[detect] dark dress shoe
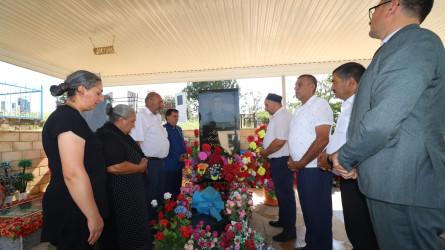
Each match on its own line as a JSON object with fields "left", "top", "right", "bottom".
{"left": 272, "top": 232, "right": 296, "bottom": 242}
{"left": 268, "top": 220, "right": 283, "bottom": 227}
{"left": 294, "top": 247, "right": 306, "bottom": 250}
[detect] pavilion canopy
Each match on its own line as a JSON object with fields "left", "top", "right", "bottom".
{"left": 0, "top": 0, "right": 444, "bottom": 86}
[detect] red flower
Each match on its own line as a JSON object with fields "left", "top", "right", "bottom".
{"left": 234, "top": 222, "right": 243, "bottom": 231}
{"left": 177, "top": 193, "right": 184, "bottom": 200}
{"left": 165, "top": 203, "right": 173, "bottom": 212}
{"left": 187, "top": 147, "right": 193, "bottom": 155}
{"left": 158, "top": 211, "right": 164, "bottom": 220}
{"left": 194, "top": 129, "right": 199, "bottom": 136}
{"left": 160, "top": 219, "right": 168, "bottom": 226}
{"left": 247, "top": 135, "right": 255, "bottom": 143}
{"left": 225, "top": 224, "right": 232, "bottom": 231}
{"left": 180, "top": 226, "right": 191, "bottom": 238}
{"left": 214, "top": 145, "right": 222, "bottom": 154}
{"left": 193, "top": 140, "right": 199, "bottom": 147}
{"left": 176, "top": 213, "right": 186, "bottom": 219}
{"left": 155, "top": 232, "right": 165, "bottom": 241}
{"left": 226, "top": 230, "right": 235, "bottom": 240}
{"left": 245, "top": 238, "right": 256, "bottom": 249}
{"left": 202, "top": 143, "right": 211, "bottom": 152}
{"left": 149, "top": 220, "right": 157, "bottom": 226}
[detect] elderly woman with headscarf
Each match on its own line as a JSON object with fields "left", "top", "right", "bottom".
{"left": 96, "top": 104, "right": 151, "bottom": 249}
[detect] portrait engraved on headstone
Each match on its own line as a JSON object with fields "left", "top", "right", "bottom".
{"left": 199, "top": 89, "right": 240, "bottom": 154}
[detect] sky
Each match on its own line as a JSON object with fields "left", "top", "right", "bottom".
{"left": 0, "top": 61, "right": 329, "bottom": 115}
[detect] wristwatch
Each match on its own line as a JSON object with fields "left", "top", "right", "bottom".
{"left": 326, "top": 156, "right": 334, "bottom": 168}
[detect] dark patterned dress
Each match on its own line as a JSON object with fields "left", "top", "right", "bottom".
{"left": 96, "top": 122, "right": 151, "bottom": 250}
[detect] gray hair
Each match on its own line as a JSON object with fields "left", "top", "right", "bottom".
{"left": 105, "top": 103, "right": 135, "bottom": 122}
{"left": 50, "top": 70, "right": 101, "bottom": 97}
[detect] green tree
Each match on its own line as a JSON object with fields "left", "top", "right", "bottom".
{"left": 240, "top": 90, "right": 263, "bottom": 114}
{"left": 182, "top": 80, "right": 239, "bottom": 118}
{"left": 315, "top": 75, "right": 341, "bottom": 125}
{"left": 160, "top": 95, "right": 176, "bottom": 121}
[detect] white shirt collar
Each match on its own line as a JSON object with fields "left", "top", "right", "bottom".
{"left": 381, "top": 28, "right": 402, "bottom": 46}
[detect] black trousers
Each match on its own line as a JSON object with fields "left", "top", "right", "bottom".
{"left": 340, "top": 177, "right": 379, "bottom": 250}
{"left": 144, "top": 158, "right": 165, "bottom": 222}
{"left": 164, "top": 168, "right": 182, "bottom": 199}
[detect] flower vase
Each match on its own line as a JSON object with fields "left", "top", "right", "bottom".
{"left": 4, "top": 195, "right": 14, "bottom": 205}
{"left": 18, "top": 191, "right": 29, "bottom": 201}
{"left": 263, "top": 187, "right": 278, "bottom": 207}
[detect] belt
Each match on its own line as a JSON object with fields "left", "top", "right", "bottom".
{"left": 148, "top": 157, "right": 164, "bottom": 161}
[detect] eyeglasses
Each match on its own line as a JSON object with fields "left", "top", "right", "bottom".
{"left": 369, "top": 0, "right": 391, "bottom": 20}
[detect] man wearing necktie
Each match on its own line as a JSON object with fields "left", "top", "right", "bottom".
{"left": 164, "top": 109, "right": 188, "bottom": 199}
{"left": 331, "top": 0, "right": 445, "bottom": 249}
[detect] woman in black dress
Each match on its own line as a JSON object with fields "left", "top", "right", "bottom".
{"left": 41, "top": 70, "right": 108, "bottom": 249}
{"left": 96, "top": 104, "right": 151, "bottom": 249}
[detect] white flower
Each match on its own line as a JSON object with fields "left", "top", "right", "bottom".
{"left": 151, "top": 200, "right": 158, "bottom": 207}
{"left": 164, "top": 192, "right": 172, "bottom": 200}
{"left": 242, "top": 158, "right": 248, "bottom": 164}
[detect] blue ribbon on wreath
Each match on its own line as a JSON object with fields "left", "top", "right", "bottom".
{"left": 192, "top": 186, "right": 224, "bottom": 221}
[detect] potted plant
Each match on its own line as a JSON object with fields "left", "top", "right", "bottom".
{"left": 13, "top": 159, "right": 34, "bottom": 201}
{"left": 0, "top": 161, "right": 17, "bottom": 204}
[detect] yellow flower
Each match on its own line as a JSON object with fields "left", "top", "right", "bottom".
{"left": 249, "top": 142, "right": 257, "bottom": 149}
{"left": 258, "top": 130, "right": 266, "bottom": 138}
{"left": 256, "top": 148, "right": 260, "bottom": 154}
{"left": 257, "top": 166, "right": 266, "bottom": 176}
{"left": 241, "top": 165, "right": 247, "bottom": 172}
{"left": 211, "top": 174, "right": 219, "bottom": 180}
{"left": 228, "top": 159, "right": 233, "bottom": 164}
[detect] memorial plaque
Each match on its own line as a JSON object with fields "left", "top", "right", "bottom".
{"left": 199, "top": 89, "right": 240, "bottom": 154}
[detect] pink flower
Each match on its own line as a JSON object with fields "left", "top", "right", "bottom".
{"left": 198, "top": 152, "right": 208, "bottom": 161}
{"left": 194, "top": 233, "right": 199, "bottom": 240}
{"left": 199, "top": 240, "right": 206, "bottom": 247}
{"left": 240, "top": 210, "right": 246, "bottom": 218}
{"left": 201, "top": 230, "right": 206, "bottom": 236}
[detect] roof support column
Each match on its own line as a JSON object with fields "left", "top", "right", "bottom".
{"left": 281, "top": 75, "right": 286, "bottom": 107}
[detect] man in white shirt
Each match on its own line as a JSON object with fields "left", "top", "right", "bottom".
{"left": 259, "top": 93, "right": 295, "bottom": 242}
{"left": 287, "top": 74, "right": 333, "bottom": 250}
{"left": 318, "top": 62, "right": 378, "bottom": 250}
{"left": 131, "top": 92, "right": 170, "bottom": 221}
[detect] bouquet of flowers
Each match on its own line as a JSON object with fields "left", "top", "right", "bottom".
{"left": 220, "top": 221, "right": 274, "bottom": 250}
{"left": 244, "top": 126, "right": 277, "bottom": 198}
{"left": 152, "top": 192, "right": 193, "bottom": 249}
{"left": 224, "top": 183, "right": 255, "bottom": 222}
{"left": 184, "top": 222, "right": 220, "bottom": 250}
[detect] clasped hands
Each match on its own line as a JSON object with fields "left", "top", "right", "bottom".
{"left": 287, "top": 156, "right": 305, "bottom": 172}
{"left": 329, "top": 152, "right": 357, "bottom": 179}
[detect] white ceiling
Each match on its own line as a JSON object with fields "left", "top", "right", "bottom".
{"left": 0, "top": 0, "right": 444, "bottom": 86}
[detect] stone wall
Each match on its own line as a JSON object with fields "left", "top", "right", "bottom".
{"left": 0, "top": 128, "right": 259, "bottom": 196}
{"left": 0, "top": 131, "right": 49, "bottom": 195}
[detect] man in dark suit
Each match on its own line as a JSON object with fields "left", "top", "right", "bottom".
{"left": 331, "top": 0, "right": 445, "bottom": 249}
{"left": 164, "top": 109, "right": 188, "bottom": 199}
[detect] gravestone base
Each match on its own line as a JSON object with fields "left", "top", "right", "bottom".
{"left": 0, "top": 230, "right": 41, "bottom": 250}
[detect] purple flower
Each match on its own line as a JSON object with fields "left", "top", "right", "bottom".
{"left": 194, "top": 233, "right": 199, "bottom": 240}
{"left": 212, "top": 231, "right": 218, "bottom": 237}
{"left": 201, "top": 230, "right": 206, "bottom": 236}
{"left": 199, "top": 241, "right": 206, "bottom": 247}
